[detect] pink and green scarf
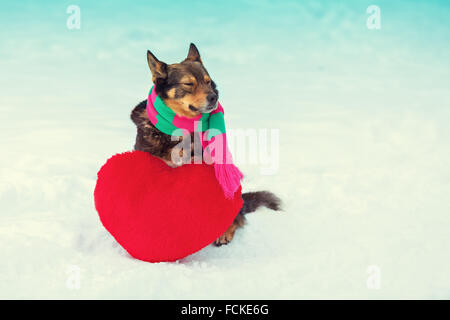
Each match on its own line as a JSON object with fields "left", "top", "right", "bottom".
{"left": 146, "top": 86, "right": 243, "bottom": 199}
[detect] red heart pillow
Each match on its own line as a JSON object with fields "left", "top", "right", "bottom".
{"left": 94, "top": 151, "right": 243, "bottom": 262}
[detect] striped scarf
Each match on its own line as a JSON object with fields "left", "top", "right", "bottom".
{"left": 146, "top": 86, "right": 243, "bottom": 199}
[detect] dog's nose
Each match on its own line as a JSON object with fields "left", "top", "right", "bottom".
{"left": 206, "top": 93, "right": 218, "bottom": 106}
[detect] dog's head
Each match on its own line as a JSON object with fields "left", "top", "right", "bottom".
{"left": 147, "top": 43, "right": 219, "bottom": 118}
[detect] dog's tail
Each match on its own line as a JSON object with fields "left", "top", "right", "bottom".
{"left": 239, "top": 191, "right": 281, "bottom": 215}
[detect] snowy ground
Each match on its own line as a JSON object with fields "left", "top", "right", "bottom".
{"left": 1, "top": 0, "right": 449, "bottom": 299}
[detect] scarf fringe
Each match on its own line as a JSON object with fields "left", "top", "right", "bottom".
{"left": 214, "top": 163, "right": 244, "bottom": 199}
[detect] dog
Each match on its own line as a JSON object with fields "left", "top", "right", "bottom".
{"left": 130, "top": 43, "right": 280, "bottom": 246}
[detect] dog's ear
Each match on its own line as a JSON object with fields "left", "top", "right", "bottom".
{"left": 185, "top": 43, "right": 202, "bottom": 63}
{"left": 147, "top": 50, "right": 167, "bottom": 82}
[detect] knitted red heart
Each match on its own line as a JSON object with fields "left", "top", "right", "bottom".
{"left": 94, "top": 151, "right": 242, "bottom": 262}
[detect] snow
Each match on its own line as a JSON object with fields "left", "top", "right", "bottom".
{"left": 1, "top": 0, "right": 449, "bottom": 299}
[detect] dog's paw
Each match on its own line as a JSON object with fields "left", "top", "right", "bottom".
{"left": 213, "top": 225, "right": 237, "bottom": 247}
{"left": 161, "top": 157, "right": 183, "bottom": 168}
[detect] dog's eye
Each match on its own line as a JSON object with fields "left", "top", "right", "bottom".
{"left": 182, "top": 83, "right": 194, "bottom": 86}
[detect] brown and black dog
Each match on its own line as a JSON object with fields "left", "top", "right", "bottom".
{"left": 130, "top": 43, "right": 280, "bottom": 246}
